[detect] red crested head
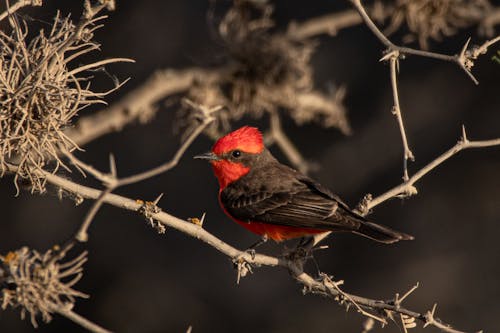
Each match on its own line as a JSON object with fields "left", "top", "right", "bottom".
{"left": 212, "top": 126, "right": 263, "bottom": 155}
{"left": 196, "top": 126, "right": 263, "bottom": 189}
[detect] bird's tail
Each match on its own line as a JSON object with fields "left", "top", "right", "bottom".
{"left": 354, "top": 221, "right": 414, "bottom": 244}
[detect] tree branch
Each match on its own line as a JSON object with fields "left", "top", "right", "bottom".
{"left": 64, "top": 68, "right": 216, "bottom": 147}
{"left": 4, "top": 165, "right": 467, "bottom": 332}
{"left": 348, "top": 0, "right": 500, "bottom": 85}
{"left": 0, "top": 0, "right": 42, "bottom": 22}
{"left": 286, "top": 3, "right": 391, "bottom": 40}
{"left": 7, "top": 128, "right": 500, "bottom": 332}
{"left": 287, "top": 9, "right": 363, "bottom": 40}
{"left": 115, "top": 102, "right": 219, "bottom": 187}
{"left": 54, "top": 307, "right": 112, "bottom": 333}
{"left": 268, "top": 110, "right": 312, "bottom": 174}
{"left": 366, "top": 128, "right": 500, "bottom": 210}
{"left": 313, "top": 128, "right": 500, "bottom": 248}
{"left": 385, "top": 51, "right": 414, "bottom": 181}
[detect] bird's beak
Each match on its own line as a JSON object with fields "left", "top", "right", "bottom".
{"left": 194, "top": 152, "right": 220, "bottom": 161}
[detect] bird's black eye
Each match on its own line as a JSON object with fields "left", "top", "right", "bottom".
{"left": 231, "top": 150, "right": 242, "bottom": 158}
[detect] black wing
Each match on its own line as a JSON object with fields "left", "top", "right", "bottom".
{"left": 221, "top": 167, "right": 361, "bottom": 231}
{"left": 221, "top": 163, "right": 413, "bottom": 243}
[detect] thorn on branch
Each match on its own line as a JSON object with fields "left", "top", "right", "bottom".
{"left": 233, "top": 256, "right": 254, "bottom": 284}
{"left": 458, "top": 36, "right": 500, "bottom": 86}
{"left": 461, "top": 125, "right": 469, "bottom": 144}
{"left": 188, "top": 212, "right": 206, "bottom": 227}
{"left": 136, "top": 197, "right": 165, "bottom": 234}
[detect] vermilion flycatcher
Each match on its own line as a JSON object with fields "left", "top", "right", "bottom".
{"left": 195, "top": 126, "right": 413, "bottom": 243}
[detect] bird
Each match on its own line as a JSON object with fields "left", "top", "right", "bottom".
{"left": 194, "top": 126, "right": 413, "bottom": 244}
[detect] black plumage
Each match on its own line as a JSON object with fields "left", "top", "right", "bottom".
{"left": 220, "top": 149, "right": 413, "bottom": 243}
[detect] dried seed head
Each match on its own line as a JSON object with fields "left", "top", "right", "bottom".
{"left": 0, "top": 5, "right": 129, "bottom": 193}
{"left": 385, "top": 0, "right": 492, "bottom": 49}
{"left": 178, "top": 0, "right": 349, "bottom": 139}
{"left": 0, "top": 247, "right": 88, "bottom": 328}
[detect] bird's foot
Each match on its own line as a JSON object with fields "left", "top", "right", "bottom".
{"left": 232, "top": 237, "right": 268, "bottom": 284}
{"left": 284, "top": 236, "right": 314, "bottom": 260}
{"left": 241, "top": 234, "right": 269, "bottom": 260}
{"left": 244, "top": 248, "right": 256, "bottom": 260}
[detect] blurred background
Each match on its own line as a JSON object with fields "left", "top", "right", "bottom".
{"left": 0, "top": 0, "right": 499, "bottom": 332}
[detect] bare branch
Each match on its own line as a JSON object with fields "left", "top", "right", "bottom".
{"left": 64, "top": 68, "right": 216, "bottom": 146}
{"left": 348, "top": 0, "right": 500, "bottom": 85}
{"left": 7, "top": 128, "right": 499, "bottom": 333}
{"left": 367, "top": 129, "right": 500, "bottom": 210}
{"left": 54, "top": 307, "right": 112, "bottom": 333}
{"left": 116, "top": 101, "right": 219, "bottom": 187}
{"left": 75, "top": 186, "right": 115, "bottom": 242}
{"left": 384, "top": 51, "right": 414, "bottom": 181}
{"left": 286, "top": 3, "right": 392, "bottom": 40}
{"left": 312, "top": 129, "right": 500, "bottom": 246}
{"left": 59, "top": 102, "right": 218, "bottom": 243}
{"left": 268, "top": 110, "right": 311, "bottom": 174}
{"left": 287, "top": 9, "right": 362, "bottom": 40}
{"left": 479, "top": 7, "right": 500, "bottom": 36}
{"left": 0, "top": 0, "right": 42, "bottom": 22}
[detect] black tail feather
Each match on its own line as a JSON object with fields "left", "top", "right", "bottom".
{"left": 355, "top": 221, "right": 414, "bottom": 244}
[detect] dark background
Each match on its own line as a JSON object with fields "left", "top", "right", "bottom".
{"left": 1, "top": 1, "right": 499, "bottom": 332}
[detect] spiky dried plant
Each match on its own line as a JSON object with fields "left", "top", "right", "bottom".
{"left": 385, "top": 0, "right": 492, "bottom": 49}
{"left": 0, "top": 247, "right": 88, "bottom": 327}
{"left": 179, "top": 0, "right": 350, "bottom": 139}
{"left": 0, "top": 0, "right": 132, "bottom": 193}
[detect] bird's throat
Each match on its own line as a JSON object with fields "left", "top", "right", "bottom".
{"left": 211, "top": 160, "right": 250, "bottom": 189}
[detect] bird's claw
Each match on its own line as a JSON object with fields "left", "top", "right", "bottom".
{"left": 245, "top": 248, "right": 256, "bottom": 260}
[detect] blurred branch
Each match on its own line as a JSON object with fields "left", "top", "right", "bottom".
{"left": 8, "top": 127, "right": 500, "bottom": 332}
{"left": 268, "top": 110, "right": 311, "bottom": 174}
{"left": 63, "top": 65, "right": 348, "bottom": 176}
{"left": 0, "top": 0, "right": 42, "bottom": 22}
{"left": 287, "top": 9, "right": 362, "bottom": 40}
{"left": 64, "top": 68, "right": 216, "bottom": 146}
{"left": 53, "top": 307, "right": 112, "bottom": 333}
{"left": 286, "top": 3, "right": 390, "bottom": 40}
{"left": 479, "top": 7, "right": 500, "bottom": 36}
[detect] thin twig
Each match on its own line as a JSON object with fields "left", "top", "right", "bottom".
{"left": 54, "top": 306, "right": 113, "bottom": 333}
{"left": 385, "top": 51, "right": 414, "bottom": 181}
{"left": 75, "top": 185, "right": 115, "bottom": 242}
{"left": 269, "top": 110, "right": 311, "bottom": 174}
{"left": 367, "top": 128, "right": 500, "bottom": 210}
{"left": 348, "top": 0, "right": 492, "bottom": 85}
{"left": 61, "top": 103, "right": 217, "bottom": 241}
{"left": 60, "top": 147, "right": 116, "bottom": 185}
{"left": 312, "top": 129, "right": 500, "bottom": 246}
{"left": 116, "top": 103, "right": 219, "bottom": 186}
